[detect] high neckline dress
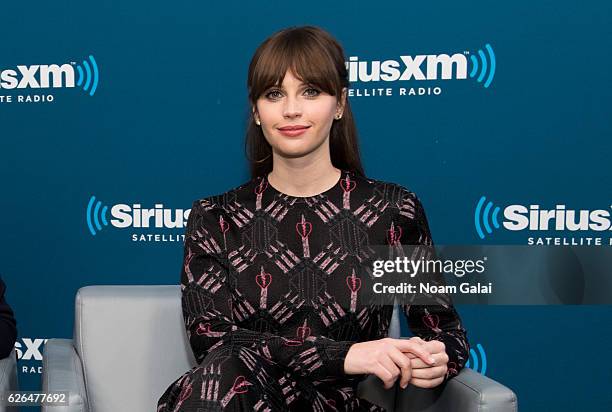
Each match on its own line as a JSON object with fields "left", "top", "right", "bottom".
{"left": 157, "top": 169, "right": 469, "bottom": 411}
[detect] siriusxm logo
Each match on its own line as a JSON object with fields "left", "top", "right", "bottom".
{"left": 0, "top": 54, "right": 99, "bottom": 96}
{"left": 86, "top": 195, "right": 190, "bottom": 236}
{"left": 346, "top": 43, "right": 495, "bottom": 88}
{"left": 15, "top": 338, "right": 47, "bottom": 361}
{"left": 465, "top": 343, "right": 487, "bottom": 375}
{"left": 15, "top": 338, "right": 48, "bottom": 374}
{"left": 474, "top": 195, "right": 612, "bottom": 239}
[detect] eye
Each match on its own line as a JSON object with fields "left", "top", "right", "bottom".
{"left": 304, "top": 87, "right": 321, "bottom": 97}
{"left": 264, "top": 89, "right": 283, "bottom": 100}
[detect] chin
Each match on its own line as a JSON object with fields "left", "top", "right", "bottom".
{"left": 272, "top": 139, "right": 313, "bottom": 154}
{"left": 274, "top": 148, "right": 313, "bottom": 159}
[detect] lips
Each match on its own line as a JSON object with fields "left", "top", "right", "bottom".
{"left": 277, "top": 125, "right": 310, "bottom": 137}
{"left": 278, "top": 125, "right": 310, "bottom": 131}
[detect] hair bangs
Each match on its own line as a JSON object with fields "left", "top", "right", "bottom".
{"left": 249, "top": 29, "right": 341, "bottom": 102}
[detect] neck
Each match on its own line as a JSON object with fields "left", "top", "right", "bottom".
{"left": 267, "top": 148, "right": 340, "bottom": 197}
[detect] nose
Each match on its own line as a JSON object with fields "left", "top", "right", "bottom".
{"left": 282, "top": 95, "right": 302, "bottom": 118}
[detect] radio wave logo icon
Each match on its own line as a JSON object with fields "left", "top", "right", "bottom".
{"left": 465, "top": 343, "right": 487, "bottom": 375}
{"left": 86, "top": 195, "right": 109, "bottom": 236}
{"left": 75, "top": 55, "right": 99, "bottom": 96}
{"left": 475, "top": 195, "right": 501, "bottom": 239}
{"left": 469, "top": 44, "right": 496, "bottom": 88}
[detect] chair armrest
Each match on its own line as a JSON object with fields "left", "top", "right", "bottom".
{"left": 0, "top": 352, "right": 19, "bottom": 412}
{"left": 0, "top": 352, "right": 18, "bottom": 392}
{"left": 42, "top": 339, "right": 89, "bottom": 412}
{"left": 395, "top": 367, "right": 517, "bottom": 412}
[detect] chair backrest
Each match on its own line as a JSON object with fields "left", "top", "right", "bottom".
{"left": 73, "top": 285, "right": 195, "bottom": 412}
{"left": 73, "top": 285, "right": 402, "bottom": 412}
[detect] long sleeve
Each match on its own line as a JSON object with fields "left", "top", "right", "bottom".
{"left": 395, "top": 189, "right": 470, "bottom": 383}
{"left": 0, "top": 277, "right": 17, "bottom": 359}
{"left": 180, "top": 199, "right": 355, "bottom": 380}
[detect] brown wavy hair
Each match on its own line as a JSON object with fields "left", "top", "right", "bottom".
{"left": 245, "top": 25, "right": 365, "bottom": 179}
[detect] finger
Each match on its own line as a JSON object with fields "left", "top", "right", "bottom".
{"left": 390, "top": 339, "right": 436, "bottom": 365}
{"left": 379, "top": 355, "right": 400, "bottom": 388}
{"left": 410, "top": 352, "right": 448, "bottom": 369}
{"left": 411, "top": 336, "right": 426, "bottom": 344}
{"left": 387, "top": 347, "right": 412, "bottom": 389}
{"left": 391, "top": 339, "right": 435, "bottom": 364}
{"left": 375, "top": 355, "right": 400, "bottom": 390}
{"left": 421, "top": 339, "right": 445, "bottom": 355}
{"left": 411, "top": 365, "right": 447, "bottom": 380}
{"left": 373, "top": 362, "right": 396, "bottom": 390}
{"left": 409, "top": 376, "right": 445, "bottom": 389}
{"left": 403, "top": 337, "right": 425, "bottom": 349}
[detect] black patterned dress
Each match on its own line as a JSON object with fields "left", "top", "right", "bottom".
{"left": 157, "top": 169, "right": 469, "bottom": 411}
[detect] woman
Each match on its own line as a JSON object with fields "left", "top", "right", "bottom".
{"left": 158, "top": 26, "right": 469, "bottom": 411}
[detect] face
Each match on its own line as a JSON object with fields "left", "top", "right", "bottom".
{"left": 253, "top": 70, "right": 346, "bottom": 159}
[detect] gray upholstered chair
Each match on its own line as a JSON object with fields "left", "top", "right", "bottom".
{"left": 42, "top": 286, "right": 517, "bottom": 411}
{"left": 0, "top": 351, "right": 19, "bottom": 412}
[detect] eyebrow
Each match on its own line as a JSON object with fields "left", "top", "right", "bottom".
{"left": 268, "top": 83, "right": 314, "bottom": 90}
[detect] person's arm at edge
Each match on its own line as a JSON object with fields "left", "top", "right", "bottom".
{"left": 0, "top": 277, "right": 17, "bottom": 359}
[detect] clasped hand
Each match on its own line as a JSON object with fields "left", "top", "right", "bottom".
{"left": 344, "top": 337, "right": 448, "bottom": 389}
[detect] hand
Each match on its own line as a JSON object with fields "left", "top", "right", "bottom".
{"left": 344, "top": 338, "right": 436, "bottom": 390}
{"left": 403, "top": 337, "right": 449, "bottom": 389}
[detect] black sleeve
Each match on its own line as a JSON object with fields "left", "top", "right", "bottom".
{"left": 0, "top": 277, "right": 17, "bottom": 359}
{"left": 395, "top": 189, "right": 470, "bottom": 383}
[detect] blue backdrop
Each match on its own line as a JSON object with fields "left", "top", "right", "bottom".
{"left": 2, "top": 1, "right": 611, "bottom": 410}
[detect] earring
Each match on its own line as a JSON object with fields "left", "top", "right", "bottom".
{"left": 335, "top": 114, "right": 342, "bottom": 120}
{"left": 255, "top": 118, "right": 261, "bottom": 126}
